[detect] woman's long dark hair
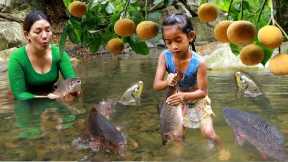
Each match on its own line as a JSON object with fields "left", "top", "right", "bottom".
{"left": 162, "top": 13, "right": 196, "bottom": 51}
{"left": 23, "top": 10, "right": 51, "bottom": 32}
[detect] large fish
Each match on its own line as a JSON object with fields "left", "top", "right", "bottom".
{"left": 160, "top": 73, "right": 184, "bottom": 145}
{"left": 87, "top": 107, "right": 126, "bottom": 156}
{"left": 118, "top": 81, "right": 144, "bottom": 106}
{"left": 223, "top": 108, "right": 288, "bottom": 162}
{"left": 234, "top": 71, "right": 273, "bottom": 112}
{"left": 52, "top": 77, "right": 81, "bottom": 97}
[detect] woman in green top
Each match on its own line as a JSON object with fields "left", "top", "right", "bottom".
{"left": 8, "top": 10, "right": 78, "bottom": 100}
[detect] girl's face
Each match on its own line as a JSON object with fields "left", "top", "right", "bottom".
{"left": 25, "top": 19, "right": 52, "bottom": 51}
{"left": 163, "top": 25, "right": 195, "bottom": 56}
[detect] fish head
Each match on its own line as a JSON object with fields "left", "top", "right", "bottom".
{"left": 131, "top": 81, "right": 144, "bottom": 98}
{"left": 234, "top": 71, "right": 261, "bottom": 96}
{"left": 234, "top": 71, "right": 249, "bottom": 90}
{"left": 116, "top": 143, "right": 126, "bottom": 157}
{"left": 68, "top": 77, "right": 82, "bottom": 91}
{"left": 119, "top": 81, "right": 144, "bottom": 105}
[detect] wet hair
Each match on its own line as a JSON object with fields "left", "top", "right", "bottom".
{"left": 23, "top": 10, "right": 51, "bottom": 32}
{"left": 162, "top": 13, "right": 196, "bottom": 51}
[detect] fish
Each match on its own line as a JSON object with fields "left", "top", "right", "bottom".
{"left": 87, "top": 107, "right": 126, "bottom": 156}
{"left": 160, "top": 73, "right": 184, "bottom": 145}
{"left": 93, "top": 100, "right": 113, "bottom": 119}
{"left": 118, "top": 81, "right": 144, "bottom": 106}
{"left": 234, "top": 71, "right": 273, "bottom": 113}
{"left": 234, "top": 71, "right": 263, "bottom": 98}
{"left": 223, "top": 108, "right": 288, "bottom": 162}
{"left": 52, "top": 77, "right": 81, "bottom": 98}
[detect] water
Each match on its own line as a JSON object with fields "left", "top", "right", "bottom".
{"left": 0, "top": 49, "right": 288, "bottom": 161}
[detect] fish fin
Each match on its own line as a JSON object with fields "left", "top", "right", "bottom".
{"left": 234, "top": 129, "right": 245, "bottom": 146}
{"left": 260, "top": 152, "right": 268, "bottom": 160}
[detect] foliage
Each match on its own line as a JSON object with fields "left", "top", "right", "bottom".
{"left": 212, "top": 0, "right": 273, "bottom": 65}
{"left": 60, "top": 0, "right": 165, "bottom": 55}
{"left": 60, "top": 0, "right": 285, "bottom": 63}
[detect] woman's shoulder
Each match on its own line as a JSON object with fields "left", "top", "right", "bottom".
{"left": 9, "top": 46, "right": 26, "bottom": 61}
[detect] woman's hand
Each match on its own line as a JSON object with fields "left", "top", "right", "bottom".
{"left": 167, "top": 73, "right": 178, "bottom": 87}
{"left": 47, "top": 91, "right": 80, "bottom": 101}
{"left": 166, "top": 92, "right": 185, "bottom": 106}
{"left": 47, "top": 93, "right": 59, "bottom": 99}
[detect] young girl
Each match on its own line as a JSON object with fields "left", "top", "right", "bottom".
{"left": 153, "top": 13, "right": 230, "bottom": 160}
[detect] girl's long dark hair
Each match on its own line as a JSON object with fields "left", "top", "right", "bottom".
{"left": 162, "top": 13, "right": 196, "bottom": 51}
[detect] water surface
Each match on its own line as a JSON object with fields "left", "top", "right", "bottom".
{"left": 0, "top": 49, "right": 288, "bottom": 161}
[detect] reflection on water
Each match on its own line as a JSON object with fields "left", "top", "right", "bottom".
{"left": 0, "top": 49, "right": 288, "bottom": 161}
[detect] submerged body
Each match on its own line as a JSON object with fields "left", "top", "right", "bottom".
{"left": 160, "top": 98, "right": 184, "bottom": 145}
{"left": 87, "top": 107, "right": 126, "bottom": 156}
{"left": 223, "top": 108, "right": 288, "bottom": 162}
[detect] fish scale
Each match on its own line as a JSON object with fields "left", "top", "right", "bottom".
{"left": 224, "top": 108, "right": 288, "bottom": 162}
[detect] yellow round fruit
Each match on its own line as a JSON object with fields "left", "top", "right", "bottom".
{"left": 227, "top": 21, "right": 257, "bottom": 45}
{"left": 114, "top": 18, "right": 136, "bottom": 37}
{"left": 136, "top": 21, "right": 159, "bottom": 40}
{"left": 106, "top": 38, "right": 124, "bottom": 55}
{"left": 240, "top": 44, "right": 264, "bottom": 65}
{"left": 214, "top": 20, "right": 233, "bottom": 42}
{"left": 269, "top": 53, "right": 288, "bottom": 75}
{"left": 258, "top": 25, "right": 283, "bottom": 49}
{"left": 68, "top": 1, "right": 87, "bottom": 18}
{"left": 198, "top": 3, "right": 218, "bottom": 22}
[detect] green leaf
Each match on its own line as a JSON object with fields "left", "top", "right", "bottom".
{"left": 148, "top": 12, "right": 162, "bottom": 22}
{"left": 67, "top": 20, "right": 82, "bottom": 44}
{"left": 153, "top": 0, "right": 162, "bottom": 6}
{"left": 105, "top": 2, "right": 115, "bottom": 14}
{"left": 63, "top": 0, "right": 73, "bottom": 8}
{"left": 88, "top": 34, "right": 102, "bottom": 53}
{"left": 126, "top": 36, "right": 149, "bottom": 55}
{"left": 255, "top": 41, "right": 272, "bottom": 65}
{"left": 229, "top": 43, "right": 241, "bottom": 55}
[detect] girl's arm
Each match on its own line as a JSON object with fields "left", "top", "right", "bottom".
{"left": 153, "top": 53, "right": 169, "bottom": 91}
{"left": 166, "top": 58, "right": 208, "bottom": 105}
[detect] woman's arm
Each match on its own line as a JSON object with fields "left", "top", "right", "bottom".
{"left": 153, "top": 53, "right": 169, "bottom": 91}
{"left": 59, "top": 51, "right": 77, "bottom": 79}
{"left": 8, "top": 57, "right": 35, "bottom": 100}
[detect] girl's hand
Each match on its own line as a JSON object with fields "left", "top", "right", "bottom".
{"left": 166, "top": 92, "right": 185, "bottom": 106}
{"left": 167, "top": 73, "right": 178, "bottom": 87}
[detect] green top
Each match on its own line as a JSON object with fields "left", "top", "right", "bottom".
{"left": 8, "top": 44, "right": 76, "bottom": 100}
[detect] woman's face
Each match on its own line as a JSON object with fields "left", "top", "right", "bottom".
{"left": 25, "top": 19, "right": 52, "bottom": 50}
{"left": 163, "top": 25, "right": 194, "bottom": 56}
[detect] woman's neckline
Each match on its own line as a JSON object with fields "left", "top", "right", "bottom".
{"left": 25, "top": 45, "right": 53, "bottom": 75}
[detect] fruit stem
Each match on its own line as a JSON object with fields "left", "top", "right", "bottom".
{"left": 240, "top": 0, "right": 244, "bottom": 20}
{"left": 227, "top": 0, "right": 234, "bottom": 20}
{"left": 256, "top": 0, "right": 267, "bottom": 28}
{"left": 270, "top": 1, "right": 288, "bottom": 41}
{"left": 123, "top": 0, "right": 131, "bottom": 18}
{"left": 145, "top": 0, "right": 148, "bottom": 19}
